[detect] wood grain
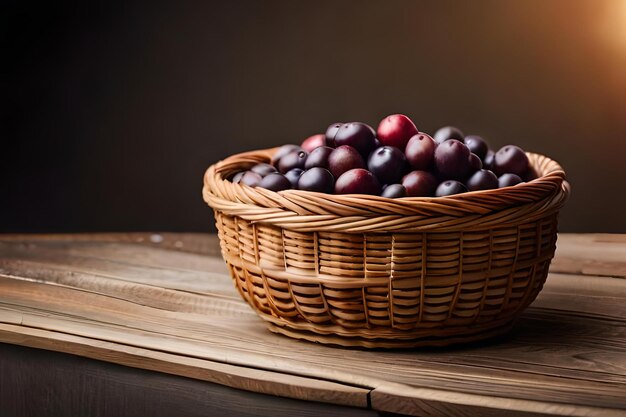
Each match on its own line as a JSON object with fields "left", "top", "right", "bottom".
{"left": 0, "top": 234, "right": 625, "bottom": 417}
{"left": 551, "top": 234, "right": 626, "bottom": 278}
{"left": 0, "top": 324, "right": 369, "bottom": 409}
{"left": 0, "top": 343, "right": 377, "bottom": 417}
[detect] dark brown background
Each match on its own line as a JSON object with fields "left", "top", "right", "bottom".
{"left": 3, "top": 0, "right": 626, "bottom": 233}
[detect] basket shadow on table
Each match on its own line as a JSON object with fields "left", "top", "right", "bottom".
{"left": 319, "top": 307, "right": 593, "bottom": 354}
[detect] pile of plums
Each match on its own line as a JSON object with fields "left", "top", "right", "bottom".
{"left": 229, "top": 115, "right": 536, "bottom": 197}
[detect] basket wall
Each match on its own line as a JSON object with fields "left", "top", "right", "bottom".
{"left": 204, "top": 149, "right": 568, "bottom": 347}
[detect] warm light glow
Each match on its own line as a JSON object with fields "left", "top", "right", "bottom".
{"left": 599, "top": 0, "right": 626, "bottom": 48}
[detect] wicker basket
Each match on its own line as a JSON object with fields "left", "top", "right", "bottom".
{"left": 203, "top": 148, "right": 569, "bottom": 348}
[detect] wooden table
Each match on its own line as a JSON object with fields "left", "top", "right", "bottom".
{"left": 0, "top": 233, "right": 625, "bottom": 417}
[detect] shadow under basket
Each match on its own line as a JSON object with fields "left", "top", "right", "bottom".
{"left": 203, "top": 148, "right": 570, "bottom": 348}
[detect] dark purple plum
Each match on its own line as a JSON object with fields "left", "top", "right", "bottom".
{"left": 335, "top": 169, "right": 381, "bottom": 195}
{"left": 334, "top": 122, "right": 376, "bottom": 156}
{"left": 278, "top": 150, "right": 308, "bottom": 174}
{"left": 468, "top": 153, "right": 483, "bottom": 172}
{"left": 240, "top": 171, "right": 263, "bottom": 187}
{"left": 259, "top": 173, "right": 291, "bottom": 191}
{"left": 328, "top": 145, "right": 365, "bottom": 178}
{"left": 367, "top": 146, "right": 407, "bottom": 184}
{"left": 284, "top": 168, "right": 304, "bottom": 188}
{"left": 433, "top": 126, "right": 464, "bottom": 144}
{"left": 324, "top": 122, "right": 343, "bottom": 146}
{"left": 466, "top": 169, "right": 498, "bottom": 191}
{"left": 405, "top": 133, "right": 437, "bottom": 170}
{"left": 297, "top": 167, "right": 335, "bottom": 193}
{"left": 305, "top": 146, "right": 333, "bottom": 170}
{"left": 272, "top": 144, "right": 302, "bottom": 165}
{"left": 464, "top": 135, "right": 489, "bottom": 160}
{"left": 483, "top": 149, "right": 495, "bottom": 170}
{"left": 231, "top": 171, "right": 244, "bottom": 184}
{"left": 251, "top": 163, "right": 277, "bottom": 177}
{"left": 435, "top": 180, "right": 468, "bottom": 197}
{"left": 434, "top": 139, "right": 471, "bottom": 180}
{"left": 402, "top": 170, "right": 438, "bottom": 197}
{"left": 381, "top": 184, "right": 407, "bottom": 198}
{"left": 373, "top": 137, "right": 381, "bottom": 148}
{"left": 493, "top": 145, "right": 529, "bottom": 177}
{"left": 498, "top": 173, "right": 524, "bottom": 188}
{"left": 524, "top": 167, "right": 539, "bottom": 182}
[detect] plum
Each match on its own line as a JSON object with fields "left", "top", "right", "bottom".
{"left": 259, "top": 173, "right": 291, "bottom": 191}
{"left": 328, "top": 145, "right": 365, "bottom": 178}
{"left": 466, "top": 169, "right": 498, "bottom": 191}
{"left": 435, "top": 180, "right": 468, "bottom": 196}
{"left": 334, "top": 122, "right": 377, "bottom": 156}
{"left": 376, "top": 114, "right": 418, "bottom": 150}
{"left": 493, "top": 145, "right": 529, "bottom": 177}
{"left": 434, "top": 139, "right": 471, "bottom": 180}
{"left": 433, "top": 126, "right": 464, "bottom": 144}
{"left": 367, "top": 146, "right": 407, "bottom": 185}
{"left": 405, "top": 133, "right": 437, "bottom": 171}
{"left": 335, "top": 169, "right": 381, "bottom": 195}
{"left": 298, "top": 167, "right": 335, "bottom": 193}
{"left": 402, "top": 170, "right": 438, "bottom": 197}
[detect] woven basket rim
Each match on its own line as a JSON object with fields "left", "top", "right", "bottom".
{"left": 203, "top": 148, "right": 569, "bottom": 233}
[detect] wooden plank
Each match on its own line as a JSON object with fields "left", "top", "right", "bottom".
{"left": 0, "top": 342, "right": 376, "bottom": 417}
{"left": 552, "top": 234, "right": 626, "bottom": 278}
{"left": 370, "top": 383, "right": 626, "bottom": 417}
{"left": 0, "top": 233, "right": 221, "bottom": 256}
{"left": 0, "top": 324, "right": 370, "bottom": 409}
{"left": 0, "top": 234, "right": 625, "bottom": 416}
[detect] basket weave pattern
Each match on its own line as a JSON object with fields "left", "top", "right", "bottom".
{"left": 203, "top": 148, "right": 569, "bottom": 348}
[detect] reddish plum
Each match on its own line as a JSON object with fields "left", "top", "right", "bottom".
{"left": 402, "top": 170, "right": 438, "bottom": 197}
{"left": 405, "top": 134, "right": 437, "bottom": 170}
{"left": 376, "top": 114, "right": 418, "bottom": 150}
{"left": 335, "top": 169, "right": 381, "bottom": 195}
{"left": 301, "top": 134, "right": 326, "bottom": 152}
